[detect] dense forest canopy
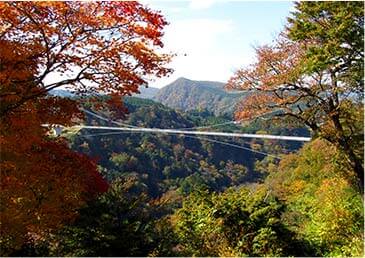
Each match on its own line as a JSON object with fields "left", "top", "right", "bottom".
{"left": 0, "top": 1, "right": 363, "bottom": 257}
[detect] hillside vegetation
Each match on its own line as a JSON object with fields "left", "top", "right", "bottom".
{"left": 72, "top": 97, "right": 305, "bottom": 198}
{"left": 153, "top": 77, "right": 246, "bottom": 116}
{"left": 11, "top": 96, "right": 363, "bottom": 257}
{"left": 1, "top": 1, "right": 363, "bottom": 257}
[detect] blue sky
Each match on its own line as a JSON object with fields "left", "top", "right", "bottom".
{"left": 143, "top": 0, "right": 295, "bottom": 88}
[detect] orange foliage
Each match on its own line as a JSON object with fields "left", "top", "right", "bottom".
{"left": 0, "top": 96, "right": 108, "bottom": 254}
{"left": 0, "top": 2, "right": 172, "bottom": 253}
{"left": 0, "top": 1, "right": 172, "bottom": 115}
{"left": 226, "top": 36, "right": 310, "bottom": 122}
{"left": 226, "top": 32, "right": 364, "bottom": 196}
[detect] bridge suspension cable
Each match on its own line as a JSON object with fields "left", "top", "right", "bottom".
{"left": 48, "top": 108, "right": 310, "bottom": 142}
{"left": 81, "top": 107, "right": 282, "bottom": 131}
{"left": 80, "top": 108, "right": 139, "bottom": 128}
{"left": 73, "top": 125, "right": 311, "bottom": 142}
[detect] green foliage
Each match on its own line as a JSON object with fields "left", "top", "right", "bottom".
{"left": 110, "top": 152, "right": 138, "bottom": 172}
{"left": 172, "top": 186, "right": 304, "bottom": 257}
{"left": 266, "top": 139, "right": 364, "bottom": 257}
{"left": 287, "top": 1, "right": 364, "bottom": 192}
{"left": 288, "top": 1, "right": 364, "bottom": 90}
{"left": 307, "top": 178, "right": 363, "bottom": 256}
{"left": 71, "top": 98, "right": 286, "bottom": 197}
{"left": 154, "top": 77, "right": 247, "bottom": 116}
{"left": 49, "top": 178, "right": 158, "bottom": 257}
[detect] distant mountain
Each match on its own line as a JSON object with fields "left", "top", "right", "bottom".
{"left": 153, "top": 77, "right": 246, "bottom": 116}
{"left": 49, "top": 89, "right": 75, "bottom": 97}
{"left": 133, "top": 86, "right": 159, "bottom": 99}
{"left": 48, "top": 78, "right": 247, "bottom": 116}
{"left": 49, "top": 87, "right": 159, "bottom": 99}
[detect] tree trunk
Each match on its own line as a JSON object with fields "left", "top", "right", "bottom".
{"left": 341, "top": 140, "right": 364, "bottom": 196}
{"left": 330, "top": 113, "right": 364, "bottom": 196}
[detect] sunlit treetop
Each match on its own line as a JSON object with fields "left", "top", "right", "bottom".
{"left": 0, "top": 1, "right": 173, "bottom": 114}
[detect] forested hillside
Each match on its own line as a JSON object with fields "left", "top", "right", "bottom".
{"left": 70, "top": 97, "right": 305, "bottom": 198}
{"left": 10, "top": 95, "right": 363, "bottom": 257}
{"left": 1, "top": 1, "right": 363, "bottom": 257}
{"left": 153, "top": 77, "right": 246, "bottom": 116}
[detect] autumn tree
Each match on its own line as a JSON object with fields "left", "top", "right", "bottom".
{"left": 0, "top": 94, "right": 108, "bottom": 256}
{"left": 0, "top": 1, "right": 172, "bottom": 254}
{"left": 0, "top": 1, "right": 172, "bottom": 116}
{"left": 227, "top": 1, "right": 364, "bottom": 193}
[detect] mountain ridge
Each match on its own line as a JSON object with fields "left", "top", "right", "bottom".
{"left": 49, "top": 77, "right": 247, "bottom": 116}
{"left": 152, "top": 77, "right": 246, "bottom": 116}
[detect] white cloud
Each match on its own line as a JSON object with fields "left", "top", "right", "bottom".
{"left": 165, "top": 18, "right": 233, "bottom": 52}
{"left": 151, "top": 18, "right": 254, "bottom": 88}
{"left": 142, "top": 1, "right": 294, "bottom": 88}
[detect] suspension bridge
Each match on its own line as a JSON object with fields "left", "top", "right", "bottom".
{"left": 46, "top": 108, "right": 311, "bottom": 142}
{"left": 43, "top": 108, "right": 312, "bottom": 159}
{"left": 71, "top": 125, "right": 311, "bottom": 142}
